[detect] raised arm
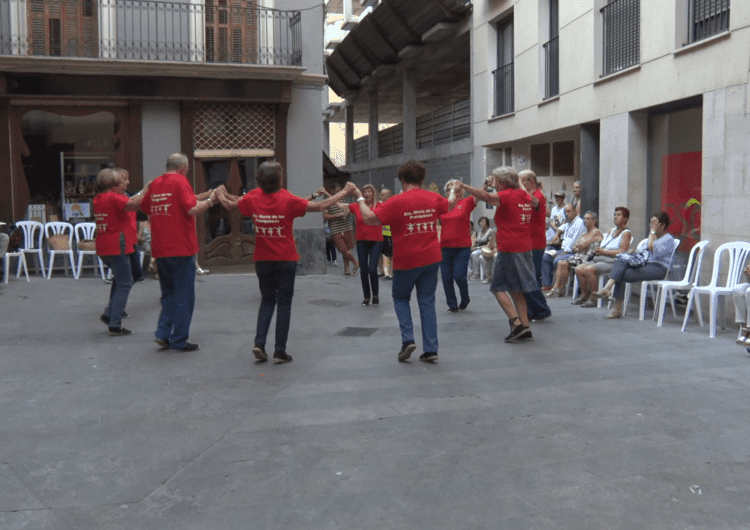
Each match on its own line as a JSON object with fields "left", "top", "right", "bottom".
{"left": 187, "top": 188, "right": 219, "bottom": 216}
{"left": 351, "top": 186, "right": 382, "bottom": 226}
{"left": 307, "top": 183, "right": 354, "bottom": 212}
{"left": 456, "top": 180, "right": 501, "bottom": 207}
{"left": 124, "top": 180, "right": 152, "bottom": 211}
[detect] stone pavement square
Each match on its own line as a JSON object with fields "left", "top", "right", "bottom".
{"left": 1, "top": 268, "right": 749, "bottom": 529}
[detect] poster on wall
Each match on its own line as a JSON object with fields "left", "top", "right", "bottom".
{"left": 661, "top": 151, "right": 701, "bottom": 252}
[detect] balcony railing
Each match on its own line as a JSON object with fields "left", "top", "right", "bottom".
{"left": 493, "top": 63, "right": 514, "bottom": 117}
{"left": 690, "top": 0, "right": 730, "bottom": 44}
{"left": 543, "top": 36, "right": 559, "bottom": 100}
{"left": 0, "top": 0, "right": 302, "bottom": 66}
{"left": 601, "top": 0, "right": 640, "bottom": 77}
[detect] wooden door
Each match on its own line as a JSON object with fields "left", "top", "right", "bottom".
{"left": 196, "top": 157, "right": 256, "bottom": 270}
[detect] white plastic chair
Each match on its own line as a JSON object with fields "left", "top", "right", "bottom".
{"left": 655, "top": 240, "right": 709, "bottom": 327}
{"left": 74, "top": 222, "right": 105, "bottom": 279}
{"left": 45, "top": 222, "right": 77, "bottom": 279}
{"left": 15, "top": 221, "right": 45, "bottom": 276}
{"left": 3, "top": 250, "right": 29, "bottom": 284}
{"left": 681, "top": 241, "right": 750, "bottom": 338}
{"left": 633, "top": 237, "right": 682, "bottom": 320}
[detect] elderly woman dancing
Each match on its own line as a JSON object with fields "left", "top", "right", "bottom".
{"left": 440, "top": 179, "right": 478, "bottom": 312}
{"left": 591, "top": 211, "right": 676, "bottom": 319}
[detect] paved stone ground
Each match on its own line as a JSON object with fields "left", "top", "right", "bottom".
{"left": 1, "top": 265, "right": 750, "bottom": 529}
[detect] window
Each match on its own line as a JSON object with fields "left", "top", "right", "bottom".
{"left": 493, "top": 16, "right": 514, "bottom": 117}
{"left": 543, "top": 0, "right": 559, "bottom": 99}
{"left": 600, "top": 0, "right": 640, "bottom": 77}
{"left": 689, "top": 0, "right": 729, "bottom": 43}
{"left": 530, "top": 141, "right": 575, "bottom": 176}
{"left": 205, "top": 0, "right": 258, "bottom": 64}
{"left": 28, "top": 0, "right": 98, "bottom": 57}
{"left": 531, "top": 144, "right": 551, "bottom": 176}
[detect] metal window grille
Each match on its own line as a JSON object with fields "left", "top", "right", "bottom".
{"left": 690, "top": 0, "right": 730, "bottom": 43}
{"left": 493, "top": 63, "right": 514, "bottom": 117}
{"left": 193, "top": 103, "right": 275, "bottom": 152}
{"left": 543, "top": 36, "right": 559, "bottom": 99}
{"left": 601, "top": 0, "right": 640, "bottom": 77}
{"left": 0, "top": 0, "right": 302, "bottom": 66}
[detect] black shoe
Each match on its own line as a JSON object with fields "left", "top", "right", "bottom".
{"left": 520, "top": 330, "right": 534, "bottom": 341}
{"left": 398, "top": 342, "right": 416, "bottom": 362}
{"left": 123, "top": 311, "right": 129, "bottom": 318}
{"left": 100, "top": 314, "right": 110, "bottom": 325}
{"left": 458, "top": 298, "right": 470, "bottom": 311}
{"left": 447, "top": 307, "right": 458, "bottom": 313}
{"left": 155, "top": 338, "right": 169, "bottom": 349}
{"left": 419, "top": 352, "right": 438, "bottom": 362}
{"left": 273, "top": 351, "right": 293, "bottom": 364}
{"left": 372, "top": 296, "right": 379, "bottom": 306}
{"left": 108, "top": 327, "right": 133, "bottom": 336}
{"left": 170, "top": 343, "right": 200, "bottom": 352}
{"left": 504, "top": 324, "right": 531, "bottom": 343}
{"left": 253, "top": 345, "right": 268, "bottom": 362}
{"left": 362, "top": 298, "right": 370, "bottom": 306}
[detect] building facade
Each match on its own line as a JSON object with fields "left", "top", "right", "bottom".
{"left": 473, "top": 0, "right": 748, "bottom": 258}
{"left": 0, "top": 0, "right": 329, "bottom": 273}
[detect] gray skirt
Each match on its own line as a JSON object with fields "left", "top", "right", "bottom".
{"left": 490, "top": 251, "right": 538, "bottom": 294}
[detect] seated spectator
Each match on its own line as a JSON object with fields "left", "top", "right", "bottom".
{"left": 549, "top": 191, "right": 566, "bottom": 229}
{"left": 546, "top": 211, "right": 602, "bottom": 297}
{"left": 591, "top": 211, "right": 676, "bottom": 319}
{"left": 733, "top": 264, "right": 750, "bottom": 346}
{"left": 542, "top": 203, "right": 585, "bottom": 290}
{"left": 575, "top": 207, "right": 632, "bottom": 306}
{"left": 479, "top": 236, "right": 497, "bottom": 284}
{"left": 469, "top": 216, "right": 494, "bottom": 280}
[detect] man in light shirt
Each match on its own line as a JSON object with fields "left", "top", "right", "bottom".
{"left": 541, "top": 203, "right": 585, "bottom": 290}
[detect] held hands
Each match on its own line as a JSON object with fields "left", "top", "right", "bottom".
{"left": 343, "top": 182, "right": 358, "bottom": 196}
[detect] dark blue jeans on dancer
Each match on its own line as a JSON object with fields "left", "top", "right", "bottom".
{"left": 255, "top": 260, "right": 297, "bottom": 353}
{"left": 100, "top": 253, "right": 134, "bottom": 329}
{"left": 440, "top": 247, "right": 471, "bottom": 310}
{"left": 356, "top": 240, "right": 383, "bottom": 300}
{"left": 129, "top": 249, "right": 144, "bottom": 281}
{"left": 524, "top": 248, "right": 552, "bottom": 319}
{"left": 155, "top": 255, "right": 196, "bottom": 350}
{"left": 392, "top": 262, "right": 440, "bottom": 353}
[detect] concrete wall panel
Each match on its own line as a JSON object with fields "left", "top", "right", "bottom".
{"left": 141, "top": 102, "right": 181, "bottom": 182}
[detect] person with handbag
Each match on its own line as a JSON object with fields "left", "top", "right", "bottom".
{"left": 574, "top": 207, "right": 632, "bottom": 306}
{"left": 469, "top": 216, "right": 494, "bottom": 280}
{"left": 591, "top": 211, "right": 675, "bottom": 319}
{"left": 546, "top": 211, "right": 602, "bottom": 298}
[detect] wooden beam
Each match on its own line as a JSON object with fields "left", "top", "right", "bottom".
{"left": 348, "top": 31, "right": 381, "bottom": 69}
{"left": 362, "top": 16, "right": 399, "bottom": 56}
{"left": 380, "top": 0, "right": 422, "bottom": 42}
{"left": 427, "top": 0, "right": 468, "bottom": 20}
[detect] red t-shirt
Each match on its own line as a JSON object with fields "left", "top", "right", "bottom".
{"left": 375, "top": 188, "right": 450, "bottom": 270}
{"left": 494, "top": 188, "right": 533, "bottom": 253}
{"left": 349, "top": 202, "right": 383, "bottom": 241}
{"left": 238, "top": 188, "right": 308, "bottom": 262}
{"left": 94, "top": 191, "right": 136, "bottom": 256}
{"left": 530, "top": 189, "right": 547, "bottom": 250}
{"left": 440, "top": 196, "right": 476, "bottom": 248}
{"left": 140, "top": 173, "right": 198, "bottom": 258}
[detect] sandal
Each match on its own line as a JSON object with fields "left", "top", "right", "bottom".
{"left": 604, "top": 309, "right": 622, "bottom": 319}
{"left": 580, "top": 300, "right": 597, "bottom": 308}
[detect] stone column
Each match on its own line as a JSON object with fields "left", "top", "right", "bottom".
{"left": 403, "top": 70, "right": 417, "bottom": 155}
{"left": 599, "top": 112, "right": 648, "bottom": 238}
{"left": 345, "top": 104, "right": 355, "bottom": 165}
{"left": 369, "top": 89, "right": 379, "bottom": 160}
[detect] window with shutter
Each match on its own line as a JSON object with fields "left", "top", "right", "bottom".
{"left": 205, "top": 0, "right": 257, "bottom": 64}
{"left": 27, "top": 0, "right": 98, "bottom": 57}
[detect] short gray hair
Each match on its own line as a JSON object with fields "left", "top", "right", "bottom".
{"left": 96, "top": 168, "right": 119, "bottom": 190}
{"left": 518, "top": 169, "right": 537, "bottom": 185}
{"left": 443, "top": 179, "right": 462, "bottom": 195}
{"left": 166, "top": 153, "right": 188, "bottom": 172}
{"left": 584, "top": 210, "right": 598, "bottom": 224}
{"left": 491, "top": 166, "right": 519, "bottom": 190}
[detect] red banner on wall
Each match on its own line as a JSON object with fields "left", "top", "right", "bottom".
{"left": 661, "top": 151, "right": 701, "bottom": 252}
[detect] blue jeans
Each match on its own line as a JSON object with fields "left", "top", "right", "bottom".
{"left": 255, "top": 261, "right": 297, "bottom": 353}
{"left": 129, "top": 250, "right": 144, "bottom": 281}
{"left": 524, "top": 248, "right": 551, "bottom": 319}
{"left": 440, "top": 247, "right": 471, "bottom": 309}
{"left": 100, "top": 253, "right": 134, "bottom": 329}
{"left": 392, "top": 262, "right": 440, "bottom": 353}
{"left": 356, "top": 240, "right": 383, "bottom": 300}
{"left": 542, "top": 250, "right": 572, "bottom": 287}
{"left": 609, "top": 258, "right": 667, "bottom": 300}
{"left": 155, "top": 255, "right": 196, "bottom": 349}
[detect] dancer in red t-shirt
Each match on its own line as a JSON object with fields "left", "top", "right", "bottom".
{"left": 519, "top": 170, "right": 552, "bottom": 322}
{"left": 349, "top": 184, "right": 383, "bottom": 306}
{"left": 354, "top": 160, "right": 458, "bottom": 363}
{"left": 457, "top": 167, "right": 538, "bottom": 343}
{"left": 94, "top": 168, "right": 149, "bottom": 335}
{"left": 218, "top": 162, "right": 356, "bottom": 363}
{"left": 439, "top": 179, "right": 477, "bottom": 312}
